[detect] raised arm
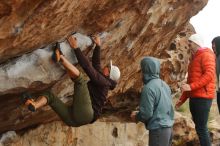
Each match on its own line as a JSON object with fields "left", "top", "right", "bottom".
{"left": 67, "top": 36, "right": 109, "bottom": 86}
{"left": 91, "top": 36, "right": 101, "bottom": 71}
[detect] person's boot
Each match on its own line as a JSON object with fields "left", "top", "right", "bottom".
{"left": 21, "top": 93, "right": 48, "bottom": 112}
{"left": 51, "top": 42, "right": 63, "bottom": 62}
{"left": 21, "top": 92, "right": 36, "bottom": 112}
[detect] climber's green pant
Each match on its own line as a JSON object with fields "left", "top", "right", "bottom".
{"left": 43, "top": 74, "right": 94, "bottom": 127}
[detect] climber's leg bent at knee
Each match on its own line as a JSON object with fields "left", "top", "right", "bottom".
{"left": 23, "top": 42, "right": 93, "bottom": 127}
{"left": 42, "top": 74, "right": 94, "bottom": 126}
{"left": 70, "top": 73, "right": 94, "bottom": 126}
{"left": 51, "top": 42, "right": 94, "bottom": 126}
{"left": 40, "top": 91, "right": 79, "bottom": 126}
{"left": 23, "top": 74, "right": 94, "bottom": 127}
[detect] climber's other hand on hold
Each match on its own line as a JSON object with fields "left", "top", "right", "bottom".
{"left": 67, "top": 36, "right": 78, "bottom": 49}
{"left": 91, "top": 35, "right": 101, "bottom": 46}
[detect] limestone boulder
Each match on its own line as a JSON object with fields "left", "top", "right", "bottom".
{"left": 0, "top": 0, "right": 207, "bottom": 134}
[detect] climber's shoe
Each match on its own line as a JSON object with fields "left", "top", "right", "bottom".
{"left": 21, "top": 92, "right": 32, "bottom": 103}
{"left": 51, "top": 42, "right": 63, "bottom": 62}
{"left": 25, "top": 99, "right": 36, "bottom": 112}
{"left": 21, "top": 92, "right": 36, "bottom": 112}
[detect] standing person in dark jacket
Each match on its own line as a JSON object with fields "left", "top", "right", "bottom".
{"left": 130, "top": 57, "right": 174, "bottom": 146}
{"left": 212, "top": 36, "right": 220, "bottom": 113}
{"left": 23, "top": 35, "right": 120, "bottom": 127}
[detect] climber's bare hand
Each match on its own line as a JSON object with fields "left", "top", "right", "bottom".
{"left": 92, "top": 35, "right": 101, "bottom": 46}
{"left": 67, "top": 36, "right": 78, "bottom": 49}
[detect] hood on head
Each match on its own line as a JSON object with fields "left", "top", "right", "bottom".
{"left": 140, "top": 57, "right": 160, "bottom": 83}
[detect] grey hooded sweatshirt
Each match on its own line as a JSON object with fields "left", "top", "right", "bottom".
{"left": 136, "top": 57, "right": 174, "bottom": 130}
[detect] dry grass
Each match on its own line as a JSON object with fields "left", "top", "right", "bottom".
{"left": 173, "top": 95, "right": 219, "bottom": 126}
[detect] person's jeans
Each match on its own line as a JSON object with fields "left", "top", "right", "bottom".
{"left": 217, "top": 92, "right": 220, "bottom": 114}
{"left": 43, "top": 73, "right": 94, "bottom": 127}
{"left": 149, "top": 127, "right": 172, "bottom": 146}
{"left": 189, "top": 98, "right": 212, "bottom": 146}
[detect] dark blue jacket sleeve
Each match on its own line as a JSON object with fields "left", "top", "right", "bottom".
{"left": 92, "top": 45, "right": 101, "bottom": 71}
{"left": 74, "top": 48, "right": 110, "bottom": 86}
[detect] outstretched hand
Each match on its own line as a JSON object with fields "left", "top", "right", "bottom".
{"left": 67, "top": 36, "right": 78, "bottom": 49}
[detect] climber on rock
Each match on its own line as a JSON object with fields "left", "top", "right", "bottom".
{"left": 23, "top": 35, "right": 121, "bottom": 127}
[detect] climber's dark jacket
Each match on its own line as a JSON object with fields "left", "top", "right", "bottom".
{"left": 74, "top": 45, "right": 117, "bottom": 121}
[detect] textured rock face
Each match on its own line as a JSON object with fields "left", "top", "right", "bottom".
{"left": 0, "top": 0, "right": 208, "bottom": 134}
{"left": 0, "top": 0, "right": 207, "bottom": 63}
{"left": 0, "top": 33, "right": 92, "bottom": 95}
{"left": 1, "top": 122, "right": 148, "bottom": 146}
{"left": 0, "top": 113, "right": 212, "bottom": 146}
